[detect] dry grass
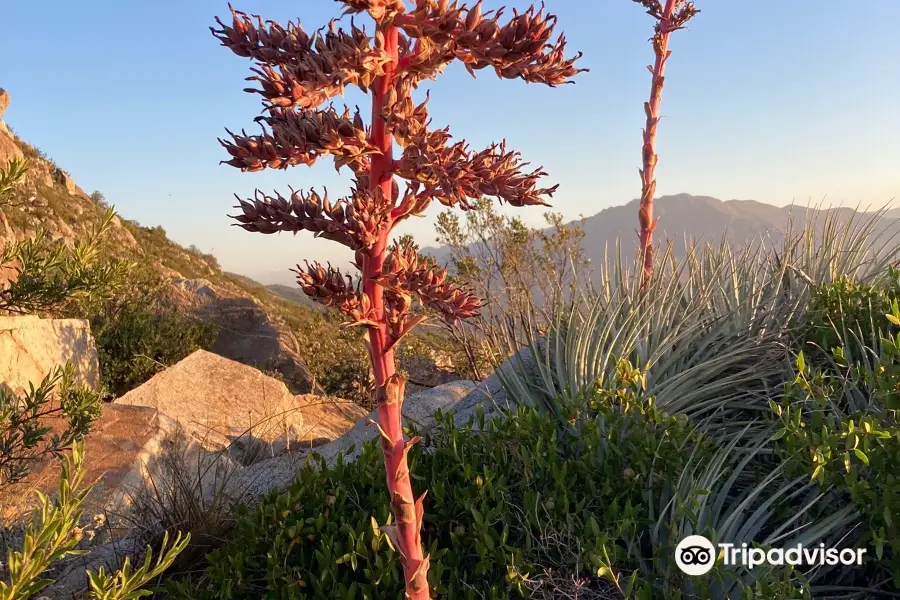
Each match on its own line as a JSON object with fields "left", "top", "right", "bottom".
{"left": 526, "top": 572, "right": 624, "bottom": 600}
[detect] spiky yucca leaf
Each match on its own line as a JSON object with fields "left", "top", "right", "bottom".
{"left": 491, "top": 207, "right": 900, "bottom": 436}
{"left": 644, "top": 428, "right": 860, "bottom": 599}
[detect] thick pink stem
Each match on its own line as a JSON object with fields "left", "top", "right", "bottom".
{"left": 638, "top": 0, "right": 678, "bottom": 289}
{"left": 364, "top": 23, "right": 431, "bottom": 600}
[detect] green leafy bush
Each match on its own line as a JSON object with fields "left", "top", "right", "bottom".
{"left": 88, "top": 293, "right": 219, "bottom": 398}
{"left": 0, "top": 210, "right": 131, "bottom": 317}
{"left": 773, "top": 305, "right": 900, "bottom": 586}
{"left": 798, "top": 270, "right": 900, "bottom": 363}
{"left": 298, "top": 312, "right": 373, "bottom": 406}
{"left": 0, "top": 364, "right": 102, "bottom": 487}
{"left": 165, "top": 363, "right": 706, "bottom": 599}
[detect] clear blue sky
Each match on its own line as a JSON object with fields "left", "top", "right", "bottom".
{"left": 2, "top": 1, "right": 898, "bottom": 280}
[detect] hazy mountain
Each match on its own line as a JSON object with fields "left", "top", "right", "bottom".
{"left": 245, "top": 193, "right": 900, "bottom": 293}
{"left": 422, "top": 193, "right": 900, "bottom": 269}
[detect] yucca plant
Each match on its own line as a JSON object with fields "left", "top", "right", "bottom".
{"left": 649, "top": 427, "right": 862, "bottom": 598}
{"left": 487, "top": 208, "right": 900, "bottom": 598}
{"left": 211, "top": 1, "right": 584, "bottom": 596}
{"left": 493, "top": 208, "right": 900, "bottom": 436}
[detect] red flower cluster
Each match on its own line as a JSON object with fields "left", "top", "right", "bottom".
{"left": 212, "top": 7, "right": 393, "bottom": 108}
{"left": 396, "top": 1, "right": 586, "bottom": 86}
{"left": 378, "top": 239, "right": 482, "bottom": 326}
{"left": 293, "top": 261, "right": 375, "bottom": 324}
{"left": 230, "top": 179, "right": 390, "bottom": 250}
{"left": 219, "top": 106, "right": 375, "bottom": 173}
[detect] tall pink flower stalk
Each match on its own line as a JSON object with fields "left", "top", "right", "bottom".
{"left": 632, "top": 0, "right": 698, "bottom": 288}
{"left": 212, "top": 1, "right": 584, "bottom": 597}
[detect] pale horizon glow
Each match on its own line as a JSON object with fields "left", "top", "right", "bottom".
{"left": 1, "top": 1, "right": 897, "bottom": 280}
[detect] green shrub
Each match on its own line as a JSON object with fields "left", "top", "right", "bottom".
{"left": 798, "top": 270, "right": 900, "bottom": 362}
{"left": 0, "top": 208, "right": 131, "bottom": 317}
{"left": 164, "top": 363, "right": 705, "bottom": 599}
{"left": 292, "top": 311, "right": 374, "bottom": 406}
{"left": 0, "top": 364, "right": 102, "bottom": 487}
{"left": 89, "top": 190, "right": 109, "bottom": 209}
{"left": 89, "top": 297, "right": 218, "bottom": 397}
{"left": 773, "top": 307, "right": 900, "bottom": 586}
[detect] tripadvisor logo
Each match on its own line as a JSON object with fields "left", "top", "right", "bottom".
{"left": 675, "top": 535, "right": 867, "bottom": 576}
{"left": 675, "top": 535, "right": 717, "bottom": 576}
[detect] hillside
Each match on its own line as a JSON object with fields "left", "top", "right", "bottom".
{"left": 262, "top": 283, "right": 325, "bottom": 312}
{"left": 0, "top": 130, "right": 319, "bottom": 316}
{"left": 578, "top": 193, "right": 899, "bottom": 261}
{"left": 0, "top": 97, "right": 463, "bottom": 403}
{"left": 0, "top": 107, "right": 335, "bottom": 394}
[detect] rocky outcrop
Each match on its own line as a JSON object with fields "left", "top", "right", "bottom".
{"left": 0, "top": 88, "right": 21, "bottom": 162}
{"left": 0, "top": 316, "right": 99, "bottom": 395}
{"left": 0, "top": 88, "right": 11, "bottom": 137}
{"left": 399, "top": 347, "right": 461, "bottom": 395}
{"left": 0, "top": 92, "right": 22, "bottom": 164}
{"left": 0, "top": 133, "right": 20, "bottom": 165}
{"left": 114, "top": 349, "right": 361, "bottom": 454}
{"left": 0, "top": 404, "right": 218, "bottom": 520}
{"left": 53, "top": 167, "right": 89, "bottom": 198}
{"left": 168, "top": 278, "right": 321, "bottom": 394}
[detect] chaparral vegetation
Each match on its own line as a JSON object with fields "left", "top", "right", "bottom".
{"left": 1, "top": 1, "right": 897, "bottom": 599}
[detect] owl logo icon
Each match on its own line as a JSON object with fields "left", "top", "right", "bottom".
{"left": 675, "top": 535, "right": 716, "bottom": 576}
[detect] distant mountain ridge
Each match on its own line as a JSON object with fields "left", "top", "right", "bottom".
{"left": 249, "top": 193, "right": 899, "bottom": 288}
{"left": 418, "top": 193, "right": 900, "bottom": 272}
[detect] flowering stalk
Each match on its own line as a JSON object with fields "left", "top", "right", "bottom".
{"left": 632, "top": 0, "right": 698, "bottom": 288}
{"left": 213, "top": 2, "right": 583, "bottom": 596}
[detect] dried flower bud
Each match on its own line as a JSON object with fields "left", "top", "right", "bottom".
{"left": 397, "top": 1, "right": 586, "bottom": 86}
{"left": 377, "top": 239, "right": 482, "bottom": 325}
{"left": 220, "top": 106, "right": 376, "bottom": 174}
{"left": 336, "top": 0, "right": 407, "bottom": 22}
{"left": 230, "top": 178, "right": 389, "bottom": 251}
{"left": 212, "top": 8, "right": 393, "bottom": 108}
{"left": 292, "top": 261, "right": 375, "bottom": 323}
{"left": 397, "top": 134, "right": 557, "bottom": 208}
{"left": 631, "top": 0, "right": 699, "bottom": 36}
